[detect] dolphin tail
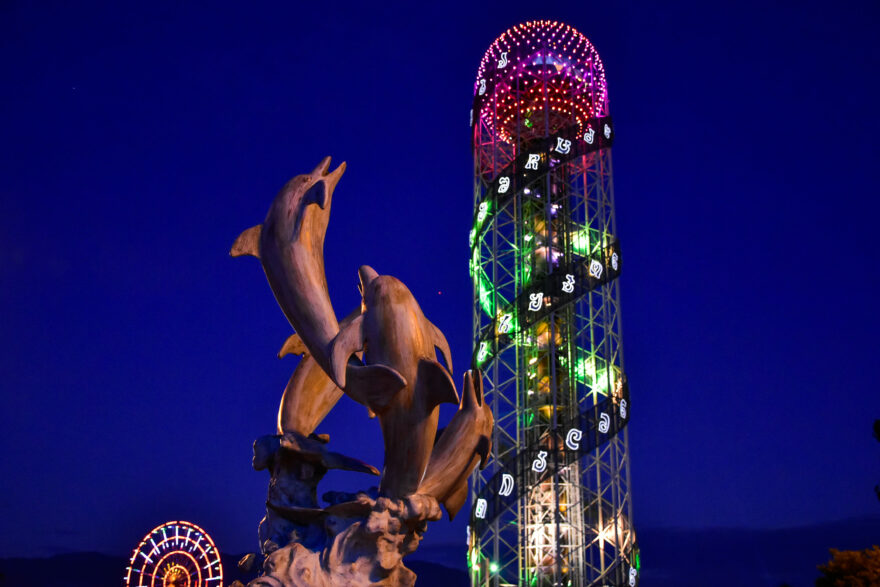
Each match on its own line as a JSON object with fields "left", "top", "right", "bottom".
{"left": 230, "top": 225, "right": 262, "bottom": 258}
{"left": 426, "top": 319, "right": 453, "bottom": 374}
{"left": 418, "top": 358, "right": 460, "bottom": 409}
{"left": 464, "top": 370, "right": 492, "bottom": 469}
{"left": 475, "top": 435, "right": 491, "bottom": 469}
{"left": 442, "top": 477, "right": 470, "bottom": 521}
{"left": 278, "top": 333, "right": 308, "bottom": 358}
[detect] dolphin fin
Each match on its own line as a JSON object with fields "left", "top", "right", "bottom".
{"left": 230, "top": 225, "right": 262, "bottom": 258}
{"left": 346, "top": 364, "right": 407, "bottom": 414}
{"left": 328, "top": 314, "right": 365, "bottom": 388}
{"left": 418, "top": 358, "right": 459, "bottom": 409}
{"left": 278, "top": 333, "right": 308, "bottom": 358}
{"left": 461, "top": 369, "right": 484, "bottom": 411}
{"left": 426, "top": 319, "right": 453, "bottom": 374}
{"left": 443, "top": 479, "right": 469, "bottom": 521}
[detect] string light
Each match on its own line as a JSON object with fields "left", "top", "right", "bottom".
{"left": 473, "top": 21, "right": 608, "bottom": 144}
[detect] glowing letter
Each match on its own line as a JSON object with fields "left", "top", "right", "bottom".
{"left": 498, "top": 313, "right": 512, "bottom": 334}
{"left": 562, "top": 273, "right": 575, "bottom": 293}
{"left": 477, "top": 201, "right": 488, "bottom": 223}
{"left": 604, "top": 123, "right": 612, "bottom": 139}
{"left": 475, "top": 498, "right": 487, "bottom": 519}
{"left": 531, "top": 450, "right": 548, "bottom": 473}
{"left": 598, "top": 413, "right": 610, "bottom": 434}
{"left": 478, "top": 79, "right": 486, "bottom": 96}
{"left": 555, "top": 137, "right": 572, "bottom": 155}
{"left": 498, "top": 176, "right": 510, "bottom": 194}
{"left": 477, "top": 342, "right": 489, "bottom": 363}
{"left": 499, "top": 474, "right": 514, "bottom": 497}
{"left": 497, "top": 52, "right": 508, "bottom": 69}
{"left": 528, "top": 293, "right": 543, "bottom": 312}
{"left": 611, "top": 252, "right": 619, "bottom": 271}
{"left": 584, "top": 126, "right": 595, "bottom": 144}
{"left": 565, "top": 428, "right": 582, "bottom": 451}
{"left": 620, "top": 398, "right": 628, "bottom": 419}
{"left": 589, "top": 259, "right": 604, "bottom": 279}
{"left": 525, "top": 154, "right": 540, "bottom": 170}
{"left": 629, "top": 567, "right": 638, "bottom": 586}
{"left": 469, "top": 109, "right": 473, "bottom": 126}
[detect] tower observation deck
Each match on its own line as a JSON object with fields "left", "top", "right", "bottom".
{"left": 467, "top": 21, "right": 638, "bottom": 587}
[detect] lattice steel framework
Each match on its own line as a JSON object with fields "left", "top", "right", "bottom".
{"left": 467, "top": 21, "right": 639, "bottom": 587}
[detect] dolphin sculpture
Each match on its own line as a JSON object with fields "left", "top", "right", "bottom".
{"left": 418, "top": 370, "right": 493, "bottom": 520}
{"left": 328, "top": 265, "right": 458, "bottom": 497}
{"left": 230, "top": 157, "right": 345, "bottom": 374}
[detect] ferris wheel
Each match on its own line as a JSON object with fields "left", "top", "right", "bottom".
{"left": 125, "top": 520, "right": 223, "bottom": 587}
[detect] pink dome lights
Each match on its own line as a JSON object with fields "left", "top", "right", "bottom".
{"left": 473, "top": 20, "right": 609, "bottom": 145}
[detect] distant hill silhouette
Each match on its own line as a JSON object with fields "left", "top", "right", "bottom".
{"left": 1, "top": 517, "right": 877, "bottom": 586}
{"left": 0, "top": 552, "right": 467, "bottom": 586}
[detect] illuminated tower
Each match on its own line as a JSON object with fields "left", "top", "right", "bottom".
{"left": 467, "top": 21, "right": 638, "bottom": 587}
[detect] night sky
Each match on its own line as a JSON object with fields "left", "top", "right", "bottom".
{"left": 1, "top": 0, "right": 878, "bottom": 568}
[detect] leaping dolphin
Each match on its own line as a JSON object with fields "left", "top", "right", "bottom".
{"left": 230, "top": 157, "right": 345, "bottom": 374}
{"left": 418, "top": 370, "right": 493, "bottom": 520}
{"left": 328, "top": 265, "right": 458, "bottom": 497}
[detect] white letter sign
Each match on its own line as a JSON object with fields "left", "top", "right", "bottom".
{"left": 589, "top": 259, "right": 604, "bottom": 279}
{"left": 565, "top": 428, "right": 582, "bottom": 451}
{"left": 555, "top": 137, "right": 571, "bottom": 155}
{"left": 598, "top": 413, "right": 610, "bottom": 434}
{"left": 498, "top": 313, "right": 512, "bottom": 334}
{"left": 475, "top": 498, "right": 487, "bottom": 519}
{"left": 528, "top": 293, "right": 543, "bottom": 312}
{"left": 499, "top": 474, "right": 514, "bottom": 496}
{"left": 531, "top": 450, "right": 548, "bottom": 473}
{"left": 584, "top": 126, "right": 595, "bottom": 144}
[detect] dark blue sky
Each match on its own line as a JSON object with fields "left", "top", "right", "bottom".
{"left": 1, "top": 0, "right": 878, "bottom": 563}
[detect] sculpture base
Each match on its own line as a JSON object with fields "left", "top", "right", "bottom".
{"left": 249, "top": 494, "right": 441, "bottom": 587}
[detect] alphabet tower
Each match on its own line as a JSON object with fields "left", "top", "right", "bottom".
{"left": 468, "top": 21, "right": 638, "bottom": 587}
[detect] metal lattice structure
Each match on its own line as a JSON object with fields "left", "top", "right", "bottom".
{"left": 467, "top": 21, "right": 639, "bottom": 587}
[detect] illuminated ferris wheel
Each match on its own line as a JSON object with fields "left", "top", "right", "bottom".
{"left": 125, "top": 520, "right": 223, "bottom": 587}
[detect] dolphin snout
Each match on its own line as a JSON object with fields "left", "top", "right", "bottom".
{"left": 307, "top": 157, "right": 346, "bottom": 209}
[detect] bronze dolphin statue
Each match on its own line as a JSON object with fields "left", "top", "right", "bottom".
{"left": 418, "top": 370, "right": 493, "bottom": 520}
{"left": 328, "top": 265, "right": 458, "bottom": 497}
{"left": 230, "top": 157, "right": 345, "bottom": 374}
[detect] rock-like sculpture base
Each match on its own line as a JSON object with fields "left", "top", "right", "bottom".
{"left": 252, "top": 494, "right": 441, "bottom": 587}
